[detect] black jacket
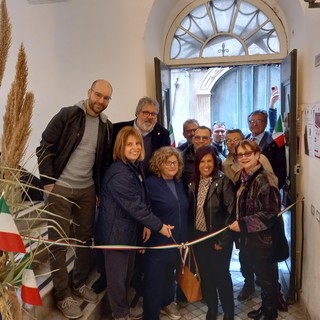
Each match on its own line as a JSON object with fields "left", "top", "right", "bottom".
{"left": 36, "top": 103, "right": 113, "bottom": 195}
{"left": 188, "top": 172, "right": 236, "bottom": 248}
{"left": 113, "top": 120, "right": 170, "bottom": 153}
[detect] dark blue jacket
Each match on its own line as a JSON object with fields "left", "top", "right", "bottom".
{"left": 95, "top": 160, "right": 163, "bottom": 246}
{"left": 144, "top": 175, "right": 188, "bottom": 260}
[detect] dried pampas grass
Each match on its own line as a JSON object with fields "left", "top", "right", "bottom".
{"left": 0, "top": 288, "right": 22, "bottom": 320}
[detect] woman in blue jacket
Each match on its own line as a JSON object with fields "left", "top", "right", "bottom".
{"left": 143, "top": 147, "right": 188, "bottom": 320}
{"left": 95, "top": 126, "right": 172, "bottom": 320}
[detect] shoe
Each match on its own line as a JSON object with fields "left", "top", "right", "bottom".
{"left": 248, "top": 307, "right": 262, "bottom": 319}
{"left": 206, "top": 307, "right": 217, "bottom": 320}
{"left": 57, "top": 296, "right": 83, "bottom": 319}
{"left": 73, "top": 284, "right": 98, "bottom": 303}
{"left": 237, "top": 284, "right": 255, "bottom": 301}
{"left": 277, "top": 290, "right": 288, "bottom": 312}
{"left": 160, "top": 302, "right": 181, "bottom": 320}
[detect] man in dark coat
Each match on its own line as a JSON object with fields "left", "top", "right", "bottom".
{"left": 113, "top": 96, "right": 170, "bottom": 176}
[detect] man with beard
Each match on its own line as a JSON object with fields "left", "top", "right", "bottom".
{"left": 113, "top": 96, "right": 170, "bottom": 176}
{"left": 36, "top": 79, "right": 113, "bottom": 319}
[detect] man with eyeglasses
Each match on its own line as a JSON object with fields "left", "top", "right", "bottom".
{"left": 36, "top": 79, "right": 113, "bottom": 319}
{"left": 113, "top": 96, "right": 170, "bottom": 176}
{"left": 211, "top": 121, "right": 228, "bottom": 161}
{"left": 177, "top": 119, "right": 199, "bottom": 152}
{"left": 246, "top": 110, "right": 286, "bottom": 190}
{"left": 181, "top": 126, "right": 221, "bottom": 191}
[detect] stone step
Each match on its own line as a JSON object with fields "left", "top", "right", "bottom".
{"left": 14, "top": 202, "right": 108, "bottom": 320}
{"left": 21, "top": 247, "right": 108, "bottom": 320}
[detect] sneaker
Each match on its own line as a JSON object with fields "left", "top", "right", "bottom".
{"left": 73, "top": 284, "right": 98, "bottom": 303}
{"left": 160, "top": 302, "right": 181, "bottom": 320}
{"left": 57, "top": 296, "right": 83, "bottom": 319}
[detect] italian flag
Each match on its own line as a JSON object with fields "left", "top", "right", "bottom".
{"left": 272, "top": 115, "right": 285, "bottom": 148}
{"left": 169, "top": 123, "right": 176, "bottom": 147}
{"left": 0, "top": 196, "right": 26, "bottom": 253}
{"left": 21, "top": 268, "right": 42, "bottom": 306}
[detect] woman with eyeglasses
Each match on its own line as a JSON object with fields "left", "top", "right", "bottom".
{"left": 142, "top": 146, "right": 188, "bottom": 320}
{"left": 229, "top": 140, "right": 285, "bottom": 320}
{"left": 95, "top": 126, "right": 173, "bottom": 320}
{"left": 189, "top": 145, "right": 236, "bottom": 320}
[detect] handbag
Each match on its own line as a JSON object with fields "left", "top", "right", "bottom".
{"left": 177, "top": 247, "right": 202, "bottom": 303}
{"left": 270, "top": 216, "right": 289, "bottom": 262}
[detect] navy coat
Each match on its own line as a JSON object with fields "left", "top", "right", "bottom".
{"left": 95, "top": 160, "right": 163, "bottom": 246}
{"left": 144, "top": 175, "right": 188, "bottom": 260}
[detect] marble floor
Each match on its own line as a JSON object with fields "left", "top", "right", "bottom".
{"left": 99, "top": 249, "right": 306, "bottom": 320}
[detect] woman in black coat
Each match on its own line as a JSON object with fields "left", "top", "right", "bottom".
{"left": 189, "top": 146, "right": 236, "bottom": 320}
{"left": 229, "top": 140, "right": 286, "bottom": 320}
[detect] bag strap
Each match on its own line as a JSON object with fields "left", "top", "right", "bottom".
{"left": 189, "top": 247, "right": 201, "bottom": 281}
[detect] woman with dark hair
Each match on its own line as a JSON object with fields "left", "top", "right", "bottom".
{"left": 229, "top": 139, "right": 284, "bottom": 320}
{"left": 143, "top": 146, "right": 188, "bottom": 320}
{"left": 189, "top": 145, "right": 235, "bottom": 320}
{"left": 95, "top": 126, "right": 173, "bottom": 320}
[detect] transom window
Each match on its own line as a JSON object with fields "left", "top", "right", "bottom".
{"left": 165, "top": 0, "right": 287, "bottom": 66}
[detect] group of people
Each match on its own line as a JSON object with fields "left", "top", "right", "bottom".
{"left": 36, "top": 80, "right": 288, "bottom": 320}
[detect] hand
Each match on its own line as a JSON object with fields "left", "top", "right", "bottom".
{"left": 214, "top": 243, "right": 223, "bottom": 250}
{"left": 229, "top": 221, "right": 240, "bottom": 232}
{"left": 142, "top": 227, "right": 151, "bottom": 243}
{"left": 270, "top": 86, "right": 279, "bottom": 109}
{"left": 159, "top": 224, "right": 174, "bottom": 238}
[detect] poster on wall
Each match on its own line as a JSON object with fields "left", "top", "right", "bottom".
{"left": 315, "top": 104, "right": 320, "bottom": 159}
{"left": 304, "top": 103, "right": 320, "bottom": 158}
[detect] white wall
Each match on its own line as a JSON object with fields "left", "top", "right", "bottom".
{"left": 0, "top": 0, "right": 155, "bottom": 172}
{"left": 1, "top": 0, "right": 320, "bottom": 318}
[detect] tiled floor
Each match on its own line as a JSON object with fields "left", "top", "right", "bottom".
{"left": 99, "top": 248, "right": 306, "bottom": 320}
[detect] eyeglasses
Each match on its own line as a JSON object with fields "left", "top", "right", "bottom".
{"left": 164, "top": 160, "right": 179, "bottom": 167}
{"left": 141, "top": 111, "right": 158, "bottom": 118}
{"left": 91, "top": 89, "right": 112, "bottom": 103}
{"left": 248, "top": 119, "right": 265, "bottom": 125}
{"left": 193, "top": 136, "right": 211, "bottom": 142}
{"left": 226, "top": 138, "right": 240, "bottom": 144}
{"left": 185, "top": 128, "right": 197, "bottom": 134}
{"left": 236, "top": 151, "right": 253, "bottom": 159}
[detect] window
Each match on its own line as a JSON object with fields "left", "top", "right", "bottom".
{"left": 165, "top": 0, "right": 287, "bottom": 66}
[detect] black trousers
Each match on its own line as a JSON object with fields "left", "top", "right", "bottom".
{"left": 193, "top": 234, "right": 234, "bottom": 316}
{"left": 243, "top": 253, "right": 279, "bottom": 318}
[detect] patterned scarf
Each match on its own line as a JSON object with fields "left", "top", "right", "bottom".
{"left": 195, "top": 177, "right": 212, "bottom": 232}
{"left": 236, "top": 163, "right": 261, "bottom": 219}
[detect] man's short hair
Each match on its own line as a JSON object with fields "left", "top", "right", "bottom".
{"left": 183, "top": 119, "right": 199, "bottom": 132}
{"left": 135, "top": 96, "right": 159, "bottom": 114}
{"left": 212, "top": 121, "right": 225, "bottom": 128}
{"left": 195, "top": 125, "right": 212, "bottom": 136}
{"left": 247, "top": 110, "right": 268, "bottom": 123}
{"left": 226, "top": 128, "right": 244, "bottom": 139}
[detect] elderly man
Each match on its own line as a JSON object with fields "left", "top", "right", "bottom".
{"left": 177, "top": 119, "right": 199, "bottom": 152}
{"left": 246, "top": 110, "right": 286, "bottom": 189}
{"left": 113, "top": 96, "right": 170, "bottom": 175}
